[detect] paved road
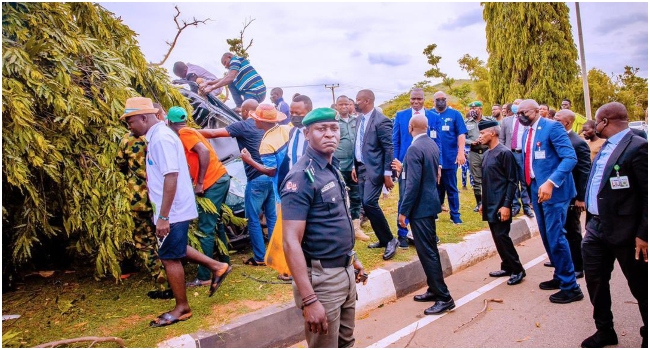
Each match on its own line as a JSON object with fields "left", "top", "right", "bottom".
{"left": 293, "top": 234, "right": 644, "bottom": 348}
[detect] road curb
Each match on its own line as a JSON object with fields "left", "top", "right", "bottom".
{"left": 159, "top": 216, "right": 539, "bottom": 348}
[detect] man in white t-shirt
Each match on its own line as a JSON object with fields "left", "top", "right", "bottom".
{"left": 121, "top": 97, "right": 232, "bottom": 328}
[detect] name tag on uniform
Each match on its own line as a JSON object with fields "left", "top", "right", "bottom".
{"left": 321, "top": 181, "right": 335, "bottom": 193}
{"left": 610, "top": 176, "right": 630, "bottom": 189}
{"left": 429, "top": 129, "right": 437, "bottom": 138}
{"left": 534, "top": 150, "right": 546, "bottom": 159}
{"left": 401, "top": 171, "right": 406, "bottom": 180}
{"left": 467, "top": 125, "right": 475, "bottom": 131}
{"left": 442, "top": 125, "right": 450, "bottom": 131}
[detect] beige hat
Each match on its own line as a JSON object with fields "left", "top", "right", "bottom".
{"left": 120, "top": 97, "right": 159, "bottom": 120}
{"left": 250, "top": 104, "right": 287, "bottom": 123}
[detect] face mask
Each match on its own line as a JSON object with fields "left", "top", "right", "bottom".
{"left": 291, "top": 115, "right": 304, "bottom": 128}
{"left": 435, "top": 100, "right": 447, "bottom": 111}
{"left": 517, "top": 113, "right": 533, "bottom": 127}
{"left": 594, "top": 120, "right": 606, "bottom": 138}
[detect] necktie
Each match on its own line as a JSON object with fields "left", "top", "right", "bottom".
{"left": 511, "top": 118, "right": 520, "bottom": 149}
{"left": 359, "top": 115, "right": 366, "bottom": 162}
{"left": 524, "top": 127, "right": 533, "bottom": 185}
{"left": 291, "top": 131, "right": 300, "bottom": 165}
{"left": 415, "top": 110, "right": 420, "bottom": 115}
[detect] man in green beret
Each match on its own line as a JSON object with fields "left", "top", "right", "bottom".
{"left": 465, "top": 101, "right": 494, "bottom": 212}
{"left": 282, "top": 107, "right": 368, "bottom": 347}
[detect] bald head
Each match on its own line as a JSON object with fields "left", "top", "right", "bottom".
{"left": 221, "top": 52, "right": 234, "bottom": 68}
{"left": 433, "top": 91, "right": 446, "bottom": 100}
{"left": 594, "top": 102, "right": 630, "bottom": 138}
{"left": 173, "top": 61, "right": 188, "bottom": 78}
{"left": 409, "top": 115, "right": 429, "bottom": 137}
{"left": 356, "top": 89, "right": 375, "bottom": 114}
{"left": 519, "top": 99, "right": 539, "bottom": 111}
{"left": 513, "top": 99, "right": 523, "bottom": 105}
{"left": 597, "top": 102, "right": 629, "bottom": 122}
{"left": 241, "top": 99, "right": 259, "bottom": 120}
{"left": 554, "top": 109, "right": 576, "bottom": 131}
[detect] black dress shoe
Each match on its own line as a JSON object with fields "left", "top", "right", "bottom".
{"left": 489, "top": 270, "right": 511, "bottom": 277}
{"left": 368, "top": 242, "right": 386, "bottom": 249}
{"left": 543, "top": 261, "right": 554, "bottom": 267}
{"left": 575, "top": 270, "right": 584, "bottom": 279}
{"left": 549, "top": 287, "right": 584, "bottom": 304}
{"left": 539, "top": 278, "right": 561, "bottom": 290}
{"left": 524, "top": 209, "right": 535, "bottom": 218}
{"left": 581, "top": 329, "right": 618, "bottom": 348}
{"left": 382, "top": 238, "right": 398, "bottom": 260}
{"left": 414, "top": 291, "right": 437, "bottom": 302}
{"left": 507, "top": 271, "right": 526, "bottom": 285}
{"left": 424, "top": 298, "right": 455, "bottom": 315}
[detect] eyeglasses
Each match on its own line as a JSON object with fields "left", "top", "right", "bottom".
{"left": 435, "top": 98, "right": 446, "bottom": 102}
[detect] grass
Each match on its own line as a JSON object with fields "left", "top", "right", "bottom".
{"left": 1, "top": 173, "right": 489, "bottom": 348}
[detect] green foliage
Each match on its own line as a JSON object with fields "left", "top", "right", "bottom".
{"left": 423, "top": 43, "right": 447, "bottom": 80}
{"left": 226, "top": 18, "right": 255, "bottom": 59}
{"left": 2, "top": 2, "right": 190, "bottom": 280}
{"left": 458, "top": 54, "right": 491, "bottom": 103}
{"left": 380, "top": 80, "right": 475, "bottom": 119}
{"left": 483, "top": 3, "right": 579, "bottom": 104}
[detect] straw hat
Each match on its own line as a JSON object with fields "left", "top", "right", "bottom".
{"left": 120, "top": 97, "right": 159, "bottom": 120}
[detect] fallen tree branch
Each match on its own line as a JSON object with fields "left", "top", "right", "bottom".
{"left": 404, "top": 321, "right": 420, "bottom": 348}
{"left": 150, "top": 5, "right": 211, "bottom": 66}
{"left": 35, "top": 336, "right": 125, "bottom": 348}
{"left": 453, "top": 298, "right": 503, "bottom": 333}
{"left": 241, "top": 273, "right": 292, "bottom": 284}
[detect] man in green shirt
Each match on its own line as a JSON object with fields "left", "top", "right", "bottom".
{"left": 334, "top": 95, "right": 369, "bottom": 241}
{"left": 465, "top": 101, "right": 495, "bottom": 212}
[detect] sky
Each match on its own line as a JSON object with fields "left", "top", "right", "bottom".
{"left": 100, "top": 1, "right": 649, "bottom": 110}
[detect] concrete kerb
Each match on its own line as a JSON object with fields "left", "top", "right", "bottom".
{"left": 158, "top": 216, "right": 540, "bottom": 348}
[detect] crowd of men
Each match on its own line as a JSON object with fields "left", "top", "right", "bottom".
{"left": 117, "top": 52, "right": 646, "bottom": 348}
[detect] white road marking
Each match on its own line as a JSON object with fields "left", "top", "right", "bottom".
{"left": 367, "top": 253, "right": 548, "bottom": 348}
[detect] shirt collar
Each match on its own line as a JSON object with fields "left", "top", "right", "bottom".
{"left": 305, "top": 146, "right": 338, "bottom": 170}
{"left": 413, "top": 133, "right": 427, "bottom": 142}
{"left": 145, "top": 121, "right": 166, "bottom": 141}
{"left": 411, "top": 108, "right": 424, "bottom": 115}
{"left": 274, "top": 97, "right": 284, "bottom": 106}
{"left": 606, "top": 128, "right": 630, "bottom": 146}
{"left": 363, "top": 108, "right": 375, "bottom": 119}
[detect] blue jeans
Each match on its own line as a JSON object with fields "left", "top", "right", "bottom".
{"left": 245, "top": 176, "right": 277, "bottom": 262}
{"left": 229, "top": 82, "right": 267, "bottom": 107}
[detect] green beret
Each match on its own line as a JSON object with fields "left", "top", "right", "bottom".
{"left": 302, "top": 107, "right": 339, "bottom": 127}
{"left": 468, "top": 101, "right": 483, "bottom": 107}
{"left": 478, "top": 119, "right": 499, "bottom": 131}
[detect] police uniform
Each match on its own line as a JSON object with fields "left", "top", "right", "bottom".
{"left": 465, "top": 102, "right": 494, "bottom": 211}
{"left": 281, "top": 120, "right": 358, "bottom": 348}
{"left": 116, "top": 132, "right": 166, "bottom": 288}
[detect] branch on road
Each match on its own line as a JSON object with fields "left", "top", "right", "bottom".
{"left": 453, "top": 298, "right": 503, "bottom": 333}
{"left": 35, "top": 336, "right": 125, "bottom": 348}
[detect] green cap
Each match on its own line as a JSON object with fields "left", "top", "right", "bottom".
{"left": 302, "top": 107, "right": 339, "bottom": 127}
{"left": 167, "top": 106, "right": 188, "bottom": 123}
{"left": 468, "top": 101, "right": 483, "bottom": 107}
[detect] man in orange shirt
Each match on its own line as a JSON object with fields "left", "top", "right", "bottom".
{"left": 167, "top": 106, "right": 232, "bottom": 287}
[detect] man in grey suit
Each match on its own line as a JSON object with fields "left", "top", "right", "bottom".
{"left": 499, "top": 103, "right": 534, "bottom": 218}
{"left": 351, "top": 89, "right": 398, "bottom": 260}
{"left": 397, "top": 115, "right": 454, "bottom": 315}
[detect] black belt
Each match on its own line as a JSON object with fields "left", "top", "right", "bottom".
{"left": 511, "top": 149, "right": 522, "bottom": 153}
{"left": 306, "top": 254, "right": 354, "bottom": 268}
{"left": 470, "top": 148, "right": 486, "bottom": 154}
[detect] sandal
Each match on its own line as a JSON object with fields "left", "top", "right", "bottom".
{"left": 277, "top": 273, "right": 293, "bottom": 281}
{"left": 186, "top": 278, "right": 211, "bottom": 288}
{"left": 243, "top": 257, "right": 266, "bottom": 266}
{"left": 209, "top": 265, "right": 232, "bottom": 297}
{"left": 149, "top": 311, "right": 192, "bottom": 328}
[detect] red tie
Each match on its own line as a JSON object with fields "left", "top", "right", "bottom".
{"left": 415, "top": 110, "right": 420, "bottom": 115}
{"left": 524, "top": 127, "right": 533, "bottom": 185}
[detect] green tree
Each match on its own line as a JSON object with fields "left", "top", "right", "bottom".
{"left": 483, "top": 3, "right": 579, "bottom": 104}
{"left": 226, "top": 18, "right": 255, "bottom": 59}
{"left": 458, "top": 54, "right": 490, "bottom": 103}
{"left": 568, "top": 68, "right": 617, "bottom": 116}
{"left": 423, "top": 43, "right": 447, "bottom": 80}
{"left": 2, "top": 2, "right": 190, "bottom": 279}
{"left": 616, "top": 66, "right": 648, "bottom": 120}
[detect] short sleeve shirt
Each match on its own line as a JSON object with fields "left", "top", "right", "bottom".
{"left": 178, "top": 127, "right": 227, "bottom": 189}
{"left": 229, "top": 56, "right": 265, "bottom": 93}
{"left": 225, "top": 118, "right": 265, "bottom": 181}
{"left": 145, "top": 122, "right": 198, "bottom": 224}
{"left": 433, "top": 108, "right": 468, "bottom": 169}
{"left": 281, "top": 147, "right": 354, "bottom": 260}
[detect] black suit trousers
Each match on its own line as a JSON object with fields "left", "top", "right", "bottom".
{"left": 410, "top": 216, "right": 451, "bottom": 301}
{"left": 582, "top": 217, "right": 647, "bottom": 339}
{"left": 564, "top": 202, "right": 584, "bottom": 272}
{"left": 357, "top": 165, "right": 393, "bottom": 245}
{"left": 488, "top": 221, "right": 524, "bottom": 273}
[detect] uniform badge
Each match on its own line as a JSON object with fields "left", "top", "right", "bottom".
{"left": 286, "top": 181, "right": 298, "bottom": 192}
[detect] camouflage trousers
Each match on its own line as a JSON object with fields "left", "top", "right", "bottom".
{"left": 122, "top": 211, "right": 167, "bottom": 290}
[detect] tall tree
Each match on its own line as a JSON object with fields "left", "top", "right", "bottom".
{"left": 483, "top": 3, "right": 579, "bottom": 104}
{"left": 458, "top": 54, "right": 490, "bottom": 103}
{"left": 2, "top": 2, "right": 190, "bottom": 279}
{"left": 423, "top": 43, "right": 447, "bottom": 80}
{"left": 616, "top": 66, "right": 648, "bottom": 120}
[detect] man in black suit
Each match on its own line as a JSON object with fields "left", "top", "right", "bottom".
{"left": 351, "top": 89, "right": 398, "bottom": 260}
{"left": 397, "top": 115, "right": 454, "bottom": 315}
{"left": 477, "top": 119, "right": 525, "bottom": 285}
{"left": 582, "top": 102, "right": 647, "bottom": 348}
{"left": 554, "top": 109, "right": 591, "bottom": 279}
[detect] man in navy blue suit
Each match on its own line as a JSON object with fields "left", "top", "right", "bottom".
{"left": 392, "top": 88, "right": 442, "bottom": 248}
{"left": 398, "top": 115, "right": 454, "bottom": 315}
{"left": 519, "top": 99, "right": 583, "bottom": 304}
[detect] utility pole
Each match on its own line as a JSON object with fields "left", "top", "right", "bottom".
{"left": 324, "top": 84, "right": 340, "bottom": 105}
{"left": 575, "top": 2, "right": 592, "bottom": 120}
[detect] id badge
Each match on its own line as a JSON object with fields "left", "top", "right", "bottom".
{"left": 610, "top": 176, "right": 630, "bottom": 189}
{"left": 429, "top": 129, "right": 437, "bottom": 139}
{"left": 534, "top": 150, "right": 546, "bottom": 159}
{"left": 466, "top": 124, "right": 475, "bottom": 131}
{"left": 442, "top": 125, "right": 450, "bottom": 132}
{"left": 401, "top": 171, "right": 406, "bottom": 180}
